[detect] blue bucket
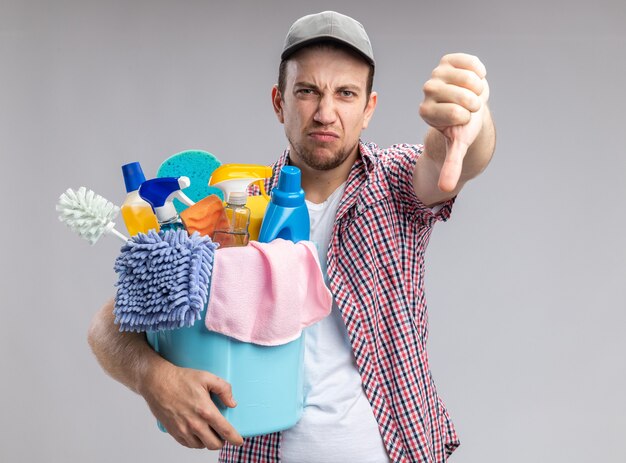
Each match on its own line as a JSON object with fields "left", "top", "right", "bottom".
{"left": 145, "top": 165, "right": 310, "bottom": 438}
{"left": 146, "top": 303, "right": 304, "bottom": 437}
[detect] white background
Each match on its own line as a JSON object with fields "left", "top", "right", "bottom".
{"left": 1, "top": 0, "right": 625, "bottom": 461}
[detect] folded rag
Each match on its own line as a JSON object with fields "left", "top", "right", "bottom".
{"left": 180, "top": 194, "right": 229, "bottom": 238}
{"left": 113, "top": 229, "right": 217, "bottom": 332}
{"left": 206, "top": 239, "right": 332, "bottom": 346}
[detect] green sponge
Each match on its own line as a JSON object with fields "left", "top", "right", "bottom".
{"left": 157, "top": 150, "right": 223, "bottom": 213}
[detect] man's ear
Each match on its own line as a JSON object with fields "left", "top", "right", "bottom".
{"left": 362, "top": 91, "right": 378, "bottom": 130}
{"left": 272, "top": 85, "right": 285, "bottom": 124}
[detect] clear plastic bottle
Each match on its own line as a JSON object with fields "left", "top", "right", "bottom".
{"left": 212, "top": 192, "right": 250, "bottom": 248}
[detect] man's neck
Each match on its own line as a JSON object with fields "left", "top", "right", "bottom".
{"left": 289, "top": 147, "right": 359, "bottom": 204}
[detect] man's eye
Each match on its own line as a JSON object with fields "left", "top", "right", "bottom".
{"left": 340, "top": 90, "right": 355, "bottom": 97}
{"left": 298, "top": 89, "right": 314, "bottom": 95}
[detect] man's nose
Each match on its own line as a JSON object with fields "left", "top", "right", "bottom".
{"left": 313, "top": 94, "right": 337, "bottom": 125}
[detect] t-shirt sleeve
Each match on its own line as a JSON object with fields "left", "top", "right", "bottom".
{"left": 381, "top": 143, "right": 455, "bottom": 225}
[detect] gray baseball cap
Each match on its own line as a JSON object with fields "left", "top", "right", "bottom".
{"left": 281, "top": 11, "right": 375, "bottom": 66}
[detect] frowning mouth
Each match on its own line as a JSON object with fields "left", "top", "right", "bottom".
{"left": 308, "top": 131, "right": 340, "bottom": 142}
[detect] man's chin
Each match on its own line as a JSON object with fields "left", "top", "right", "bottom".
{"left": 301, "top": 151, "right": 350, "bottom": 171}
{"left": 289, "top": 138, "right": 355, "bottom": 171}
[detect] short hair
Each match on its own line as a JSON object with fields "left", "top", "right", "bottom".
{"left": 277, "top": 40, "right": 375, "bottom": 100}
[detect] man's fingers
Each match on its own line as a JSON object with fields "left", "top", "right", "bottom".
{"left": 438, "top": 138, "right": 468, "bottom": 193}
{"left": 419, "top": 102, "right": 471, "bottom": 129}
{"left": 185, "top": 434, "right": 207, "bottom": 449}
{"left": 431, "top": 66, "right": 485, "bottom": 96}
{"left": 205, "top": 373, "right": 237, "bottom": 408}
{"left": 440, "top": 53, "right": 487, "bottom": 79}
{"left": 196, "top": 372, "right": 243, "bottom": 446}
{"left": 198, "top": 405, "right": 244, "bottom": 446}
{"left": 423, "top": 79, "right": 482, "bottom": 112}
{"left": 189, "top": 419, "right": 227, "bottom": 450}
{"left": 171, "top": 429, "right": 206, "bottom": 449}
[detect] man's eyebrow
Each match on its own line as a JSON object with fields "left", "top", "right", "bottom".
{"left": 293, "top": 81, "right": 363, "bottom": 91}
{"left": 293, "top": 81, "right": 319, "bottom": 90}
{"left": 337, "top": 84, "right": 362, "bottom": 92}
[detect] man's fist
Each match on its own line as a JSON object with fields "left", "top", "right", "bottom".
{"left": 419, "top": 53, "right": 490, "bottom": 192}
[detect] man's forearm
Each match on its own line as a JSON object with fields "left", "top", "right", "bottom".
{"left": 87, "top": 299, "right": 167, "bottom": 395}
{"left": 87, "top": 299, "right": 244, "bottom": 449}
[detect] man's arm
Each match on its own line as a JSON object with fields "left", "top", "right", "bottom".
{"left": 87, "top": 298, "right": 243, "bottom": 449}
{"left": 414, "top": 53, "right": 496, "bottom": 207}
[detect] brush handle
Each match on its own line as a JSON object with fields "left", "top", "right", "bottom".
{"left": 108, "top": 227, "right": 129, "bottom": 242}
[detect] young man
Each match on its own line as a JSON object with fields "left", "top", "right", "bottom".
{"left": 88, "top": 11, "right": 495, "bottom": 463}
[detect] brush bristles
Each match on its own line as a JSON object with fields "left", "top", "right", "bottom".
{"left": 57, "top": 187, "right": 120, "bottom": 244}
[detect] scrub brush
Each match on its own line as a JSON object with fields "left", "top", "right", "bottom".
{"left": 57, "top": 187, "right": 128, "bottom": 244}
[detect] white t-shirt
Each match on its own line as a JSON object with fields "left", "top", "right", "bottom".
{"left": 280, "top": 182, "right": 391, "bottom": 463}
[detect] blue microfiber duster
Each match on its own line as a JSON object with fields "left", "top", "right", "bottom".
{"left": 113, "top": 229, "right": 218, "bottom": 332}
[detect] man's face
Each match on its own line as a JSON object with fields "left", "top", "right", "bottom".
{"left": 272, "top": 46, "right": 377, "bottom": 171}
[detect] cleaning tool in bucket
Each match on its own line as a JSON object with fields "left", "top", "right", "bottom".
{"left": 146, "top": 165, "right": 313, "bottom": 438}
{"left": 206, "top": 239, "right": 332, "bottom": 345}
{"left": 212, "top": 192, "right": 251, "bottom": 248}
{"left": 209, "top": 164, "right": 273, "bottom": 240}
{"left": 215, "top": 165, "right": 311, "bottom": 432}
{"left": 258, "top": 166, "right": 309, "bottom": 243}
{"left": 139, "top": 177, "right": 195, "bottom": 232}
{"left": 57, "top": 187, "right": 128, "bottom": 244}
{"left": 120, "top": 162, "right": 159, "bottom": 236}
{"left": 157, "top": 150, "right": 222, "bottom": 213}
{"left": 179, "top": 194, "right": 230, "bottom": 238}
{"left": 113, "top": 229, "right": 217, "bottom": 332}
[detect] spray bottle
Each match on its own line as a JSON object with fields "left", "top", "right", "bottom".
{"left": 138, "top": 177, "right": 195, "bottom": 231}
{"left": 120, "top": 162, "right": 160, "bottom": 235}
{"left": 208, "top": 164, "right": 273, "bottom": 241}
{"left": 212, "top": 192, "right": 251, "bottom": 248}
{"left": 258, "top": 166, "right": 310, "bottom": 243}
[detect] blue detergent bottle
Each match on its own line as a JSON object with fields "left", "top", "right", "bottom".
{"left": 258, "top": 165, "right": 309, "bottom": 243}
{"left": 146, "top": 165, "right": 311, "bottom": 437}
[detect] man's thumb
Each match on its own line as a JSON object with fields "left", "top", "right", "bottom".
{"left": 438, "top": 137, "right": 468, "bottom": 193}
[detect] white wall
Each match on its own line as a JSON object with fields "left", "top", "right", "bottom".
{"left": 1, "top": 0, "right": 624, "bottom": 461}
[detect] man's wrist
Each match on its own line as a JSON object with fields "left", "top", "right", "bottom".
{"left": 134, "top": 346, "right": 171, "bottom": 397}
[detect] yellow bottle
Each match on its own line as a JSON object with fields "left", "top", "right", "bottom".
{"left": 121, "top": 191, "right": 160, "bottom": 235}
{"left": 121, "top": 162, "right": 160, "bottom": 236}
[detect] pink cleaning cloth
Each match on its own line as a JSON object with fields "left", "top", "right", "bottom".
{"left": 205, "top": 239, "right": 333, "bottom": 346}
